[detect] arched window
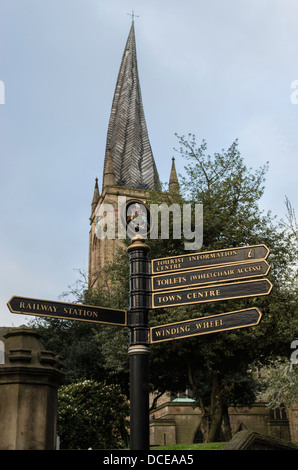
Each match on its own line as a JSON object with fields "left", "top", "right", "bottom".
{"left": 270, "top": 405, "right": 288, "bottom": 420}
{"left": 0, "top": 340, "right": 4, "bottom": 364}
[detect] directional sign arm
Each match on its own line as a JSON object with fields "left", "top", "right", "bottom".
{"left": 7, "top": 296, "right": 127, "bottom": 326}
{"left": 150, "top": 308, "right": 262, "bottom": 343}
{"left": 151, "top": 260, "right": 270, "bottom": 291}
{"left": 151, "top": 279, "right": 272, "bottom": 309}
{"left": 151, "top": 244, "right": 270, "bottom": 274}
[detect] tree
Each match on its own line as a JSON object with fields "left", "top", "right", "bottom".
{"left": 34, "top": 134, "right": 298, "bottom": 443}
{"left": 147, "top": 134, "right": 297, "bottom": 441}
{"left": 162, "top": 134, "right": 296, "bottom": 440}
{"left": 31, "top": 316, "right": 106, "bottom": 383}
{"left": 261, "top": 357, "right": 298, "bottom": 408}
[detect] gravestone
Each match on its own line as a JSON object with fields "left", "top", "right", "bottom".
{"left": 223, "top": 430, "right": 298, "bottom": 450}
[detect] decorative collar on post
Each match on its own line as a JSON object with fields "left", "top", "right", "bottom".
{"left": 127, "top": 235, "right": 150, "bottom": 253}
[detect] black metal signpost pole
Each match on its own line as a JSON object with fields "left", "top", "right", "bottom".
{"left": 127, "top": 236, "right": 151, "bottom": 451}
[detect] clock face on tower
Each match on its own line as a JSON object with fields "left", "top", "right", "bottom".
{"left": 123, "top": 199, "right": 151, "bottom": 238}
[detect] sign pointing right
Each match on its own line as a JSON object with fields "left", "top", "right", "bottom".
{"left": 150, "top": 308, "right": 262, "bottom": 343}
{"left": 152, "top": 278, "right": 272, "bottom": 309}
{"left": 151, "top": 244, "right": 270, "bottom": 274}
{"left": 152, "top": 259, "right": 270, "bottom": 292}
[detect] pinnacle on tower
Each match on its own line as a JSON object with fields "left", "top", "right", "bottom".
{"left": 91, "top": 177, "right": 100, "bottom": 214}
{"left": 103, "top": 148, "right": 116, "bottom": 188}
{"left": 103, "top": 23, "right": 160, "bottom": 191}
{"left": 169, "top": 157, "right": 180, "bottom": 194}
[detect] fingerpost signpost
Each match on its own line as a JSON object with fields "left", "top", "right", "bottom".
{"left": 7, "top": 237, "right": 272, "bottom": 451}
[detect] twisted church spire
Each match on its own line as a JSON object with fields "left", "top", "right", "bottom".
{"left": 103, "top": 23, "right": 160, "bottom": 191}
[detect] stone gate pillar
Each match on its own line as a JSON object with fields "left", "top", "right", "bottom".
{"left": 0, "top": 325, "right": 64, "bottom": 450}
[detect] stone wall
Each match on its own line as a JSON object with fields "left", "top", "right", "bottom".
{"left": 149, "top": 399, "right": 293, "bottom": 446}
{"left": 288, "top": 402, "right": 298, "bottom": 442}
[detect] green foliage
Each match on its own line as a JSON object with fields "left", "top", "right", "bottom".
{"left": 148, "top": 134, "right": 298, "bottom": 440}
{"left": 177, "top": 134, "right": 277, "bottom": 249}
{"left": 57, "top": 380, "right": 129, "bottom": 449}
{"left": 261, "top": 357, "right": 298, "bottom": 408}
{"left": 31, "top": 317, "right": 106, "bottom": 383}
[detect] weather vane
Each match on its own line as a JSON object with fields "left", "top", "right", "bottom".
{"left": 127, "top": 9, "right": 139, "bottom": 23}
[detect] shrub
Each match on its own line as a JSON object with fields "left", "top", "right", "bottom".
{"left": 57, "top": 380, "right": 129, "bottom": 449}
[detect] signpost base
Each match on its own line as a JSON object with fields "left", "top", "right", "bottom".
{"left": 128, "top": 345, "right": 150, "bottom": 450}
{"left": 127, "top": 236, "right": 151, "bottom": 451}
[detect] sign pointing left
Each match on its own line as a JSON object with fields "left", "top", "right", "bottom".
{"left": 7, "top": 296, "right": 127, "bottom": 326}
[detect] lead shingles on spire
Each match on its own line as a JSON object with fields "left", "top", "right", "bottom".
{"left": 103, "top": 23, "right": 160, "bottom": 191}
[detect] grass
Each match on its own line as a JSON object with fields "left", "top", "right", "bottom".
{"left": 151, "top": 442, "right": 226, "bottom": 450}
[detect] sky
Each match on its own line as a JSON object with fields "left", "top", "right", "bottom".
{"left": 0, "top": 0, "right": 298, "bottom": 327}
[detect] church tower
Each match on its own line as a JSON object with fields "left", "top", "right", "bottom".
{"left": 88, "top": 22, "right": 177, "bottom": 288}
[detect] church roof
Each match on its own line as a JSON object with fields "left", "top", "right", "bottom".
{"left": 103, "top": 23, "right": 160, "bottom": 191}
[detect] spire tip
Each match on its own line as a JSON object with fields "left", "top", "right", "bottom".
{"left": 127, "top": 10, "right": 139, "bottom": 24}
